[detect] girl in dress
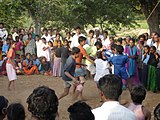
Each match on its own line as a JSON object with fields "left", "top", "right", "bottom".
{"left": 48, "top": 41, "right": 54, "bottom": 68}
{"left": 61, "top": 40, "right": 70, "bottom": 75}
{"left": 124, "top": 38, "right": 139, "bottom": 86}
{"left": 147, "top": 46, "right": 159, "bottom": 92}
{"left": 141, "top": 45, "right": 150, "bottom": 88}
{"left": 6, "top": 41, "right": 17, "bottom": 90}
{"left": 53, "top": 40, "right": 62, "bottom": 77}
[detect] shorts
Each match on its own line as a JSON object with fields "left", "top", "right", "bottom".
{"left": 64, "top": 80, "right": 73, "bottom": 88}
{"left": 75, "top": 68, "right": 86, "bottom": 77}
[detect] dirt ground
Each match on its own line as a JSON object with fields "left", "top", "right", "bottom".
{"left": 0, "top": 75, "right": 160, "bottom": 120}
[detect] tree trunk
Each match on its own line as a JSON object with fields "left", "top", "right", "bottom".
{"left": 35, "top": 20, "right": 41, "bottom": 35}
{"left": 147, "top": 4, "right": 160, "bottom": 35}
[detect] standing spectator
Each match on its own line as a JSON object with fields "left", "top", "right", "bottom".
{"left": 65, "top": 31, "right": 72, "bottom": 43}
{"left": 48, "top": 41, "right": 54, "bottom": 68}
{"left": 141, "top": 45, "right": 150, "bottom": 88}
{"left": 61, "top": 40, "right": 70, "bottom": 75}
{"left": 35, "top": 35, "right": 42, "bottom": 58}
{"left": 7, "top": 103, "right": 25, "bottom": 120}
{"left": 147, "top": 46, "right": 159, "bottom": 92}
{"left": 147, "top": 31, "right": 157, "bottom": 47}
{"left": 15, "top": 36, "right": 23, "bottom": 55}
{"left": 0, "top": 23, "right": 8, "bottom": 41}
{"left": 68, "top": 101, "right": 95, "bottom": 120}
{"left": 86, "top": 30, "right": 96, "bottom": 46}
{"left": 27, "top": 86, "right": 59, "bottom": 120}
{"left": 29, "top": 27, "right": 36, "bottom": 40}
{"left": 92, "top": 74, "right": 136, "bottom": 120}
{"left": 53, "top": 40, "right": 62, "bottom": 77}
{"left": 124, "top": 38, "right": 139, "bottom": 86}
{"left": 12, "top": 27, "right": 19, "bottom": 41}
{"left": 128, "top": 85, "right": 151, "bottom": 120}
{"left": 24, "top": 33, "right": 36, "bottom": 55}
{"left": 53, "top": 33, "right": 63, "bottom": 46}
{"left": 0, "top": 96, "right": 8, "bottom": 120}
{"left": 41, "top": 38, "right": 50, "bottom": 61}
{"left": 70, "top": 26, "right": 85, "bottom": 48}
{"left": 94, "top": 29, "right": 103, "bottom": 42}
{"left": 102, "top": 30, "right": 110, "bottom": 49}
{"left": 6, "top": 42, "right": 17, "bottom": 90}
{"left": 41, "top": 28, "right": 50, "bottom": 42}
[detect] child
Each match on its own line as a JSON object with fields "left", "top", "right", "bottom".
{"left": 41, "top": 57, "right": 52, "bottom": 76}
{"left": 58, "top": 47, "right": 81, "bottom": 101}
{"left": 48, "top": 41, "right": 54, "bottom": 68}
{"left": 2, "top": 38, "right": 10, "bottom": 55}
{"left": 128, "top": 85, "right": 151, "bottom": 120}
{"left": 15, "top": 54, "right": 23, "bottom": 75}
{"left": 22, "top": 53, "right": 39, "bottom": 75}
{"left": 6, "top": 42, "right": 17, "bottom": 90}
{"left": 61, "top": 40, "right": 70, "bottom": 75}
{"left": 15, "top": 36, "right": 23, "bottom": 55}
{"left": 32, "top": 54, "right": 41, "bottom": 71}
{"left": 53, "top": 40, "right": 62, "bottom": 77}
{"left": 147, "top": 46, "right": 159, "bottom": 92}
{"left": 141, "top": 45, "right": 150, "bottom": 88}
{"left": 41, "top": 38, "right": 50, "bottom": 61}
{"left": 94, "top": 51, "right": 110, "bottom": 83}
{"left": 108, "top": 45, "right": 129, "bottom": 89}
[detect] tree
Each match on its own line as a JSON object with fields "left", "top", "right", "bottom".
{"left": 129, "top": 0, "right": 160, "bottom": 34}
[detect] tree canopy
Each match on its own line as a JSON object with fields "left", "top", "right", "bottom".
{"left": 0, "top": 0, "right": 159, "bottom": 34}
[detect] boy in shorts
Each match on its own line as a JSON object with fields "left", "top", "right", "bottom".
{"left": 58, "top": 47, "right": 82, "bottom": 101}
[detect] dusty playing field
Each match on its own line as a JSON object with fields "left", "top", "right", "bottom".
{"left": 0, "top": 75, "right": 159, "bottom": 120}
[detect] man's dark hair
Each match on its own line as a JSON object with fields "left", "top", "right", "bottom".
{"left": 154, "top": 103, "right": 160, "bottom": 120}
{"left": 78, "top": 36, "right": 86, "bottom": 44}
{"left": 71, "top": 47, "right": 80, "bottom": 55}
{"left": 151, "top": 46, "right": 156, "bottom": 51}
{"left": 27, "top": 86, "right": 58, "bottom": 120}
{"left": 111, "top": 44, "right": 117, "bottom": 50}
{"left": 103, "top": 30, "right": 108, "bottom": 36}
{"left": 130, "top": 85, "right": 146, "bottom": 104}
{"left": 117, "top": 38, "right": 123, "bottom": 44}
{"left": 98, "top": 74, "right": 122, "bottom": 101}
{"left": 89, "top": 30, "right": 94, "bottom": 34}
{"left": 94, "top": 41, "right": 102, "bottom": 48}
{"left": 74, "top": 26, "right": 81, "bottom": 30}
{"left": 68, "top": 101, "right": 95, "bottom": 120}
{"left": 0, "top": 96, "right": 8, "bottom": 116}
{"left": 138, "top": 34, "right": 146, "bottom": 40}
{"left": 7, "top": 103, "right": 25, "bottom": 120}
{"left": 116, "top": 45, "right": 124, "bottom": 54}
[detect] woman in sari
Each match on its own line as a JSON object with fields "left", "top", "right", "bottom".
{"left": 124, "top": 38, "right": 139, "bottom": 87}
{"left": 24, "top": 33, "right": 36, "bottom": 55}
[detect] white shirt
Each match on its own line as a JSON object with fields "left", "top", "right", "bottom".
{"left": 70, "top": 33, "right": 85, "bottom": 48}
{"left": 102, "top": 37, "right": 110, "bottom": 48}
{"left": 94, "top": 59, "right": 110, "bottom": 82}
{"left": 41, "top": 34, "right": 51, "bottom": 42}
{"left": 153, "top": 42, "right": 160, "bottom": 54}
{"left": 147, "top": 38, "right": 154, "bottom": 47}
{"left": 12, "top": 32, "right": 19, "bottom": 41}
{"left": 41, "top": 43, "right": 50, "bottom": 61}
{"left": 36, "top": 40, "right": 43, "bottom": 57}
{"left": 92, "top": 101, "right": 136, "bottom": 120}
{"left": 0, "top": 28, "right": 8, "bottom": 40}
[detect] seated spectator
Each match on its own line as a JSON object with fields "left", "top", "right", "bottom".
{"left": 128, "top": 85, "right": 151, "bottom": 120}
{"left": 22, "top": 53, "right": 39, "bottom": 75}
{"left": 154, "top": 103, "right": 160, "bottom": 120}
{"left": 7, "top": 103, "right": 25, "bottom": 120}
{"left": 27, "top": 86, "right": 58, "bottom": 120}
{"left": 68, "top": 101, "right": 95, "bottom": 120}
{"left": 0, "top": 54, "right": 7, "bottom": 76}
{"left": 15, "top": 54, "right": 23, "bottom": 75}
{"left": 0, "top": 96, "right": 8, "bottom": 120}
{"left": 92, "top": 74, "right": 136, "bottom": 120}
{"left": 40, "top": 57, "right": 52, "bottom": 76}
{"left": 32, "top": 54, "right": 41, "bottom": 71}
